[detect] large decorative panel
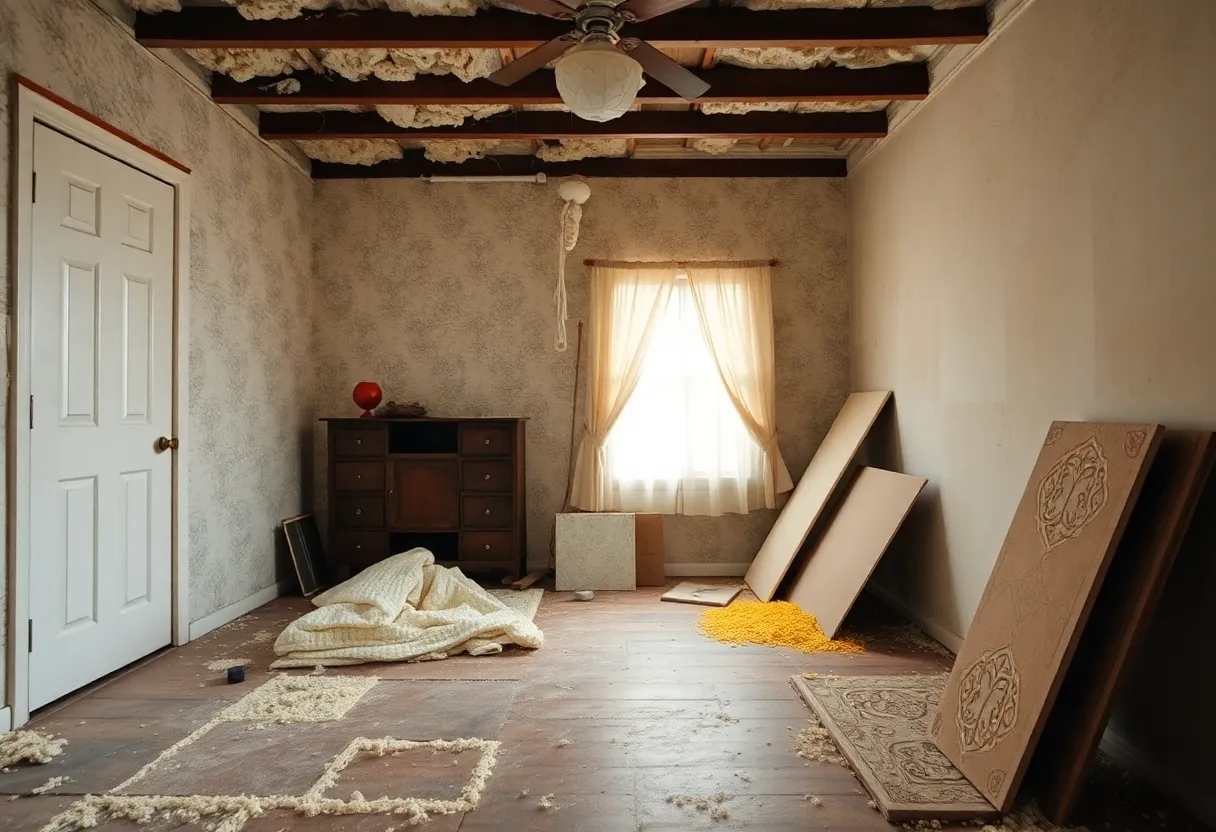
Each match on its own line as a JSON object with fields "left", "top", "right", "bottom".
{"left": 555, "top": 512, "right": 636, "bottom": 591}
{"left": 931, "top": 421, "right": 1164, "bottom": 811}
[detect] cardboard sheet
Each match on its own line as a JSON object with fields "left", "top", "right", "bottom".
{"left": 661, "top": 583, "right": 742, "bottom": 607}
{"left": 555, "top": 512, "right": 636, "bottom": 591}
{"left": 745, "top": 391, "right": 891, "bottom": 601}
{"left": 785, "top": 467, "right": 926, "bottom": 638}
{"left": 931, "top": 421, "right": 1164, "bottom": 811}
{"left": 1031, "top": 430, "right": 1214, "bottom": 823}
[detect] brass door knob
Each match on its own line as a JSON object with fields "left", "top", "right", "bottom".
{"left": 156, "top": 437, "right": 179, "bottom": 452}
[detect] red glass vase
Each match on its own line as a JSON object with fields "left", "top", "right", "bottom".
{"left": 352, "top": 381, "right": 383, "bottom": 418}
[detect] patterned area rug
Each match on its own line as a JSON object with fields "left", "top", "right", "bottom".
{"left": 792, "top": 673, "right": 999, "bottom": 822}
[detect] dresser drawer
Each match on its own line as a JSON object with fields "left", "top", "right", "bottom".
{"left": 334, "top": 461, "right": 385, "bottom": 492}
{"left": 335, "top": 496, "right": 384, "bottom": 529}
{"left": 461, "top": 531, "right": 514, "bottom": 561}
{"left": 460, "top": 424, "right": 512, "bottom": 456}
{"left": 463, "top": 495, "right": 513, "bottom": 528}
{"left": 331, "top": 531, "right": 388, "bottom": 567}
{"left": 333, "top": 427, "right": 386, "bottom": 457}
{"left": 462, "top": 460, "right": 514, "bottom": 493}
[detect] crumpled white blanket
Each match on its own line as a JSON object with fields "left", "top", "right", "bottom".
{"left": 270, "top": 548, "right": 544, "bottom": 668}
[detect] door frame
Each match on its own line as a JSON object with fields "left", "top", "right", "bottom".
{"left": 7, "top": 77, "right": 193, "bottom": 727}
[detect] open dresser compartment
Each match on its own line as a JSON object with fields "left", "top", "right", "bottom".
{"left": 323, "top": 417, "right": 528, "bottom": 578}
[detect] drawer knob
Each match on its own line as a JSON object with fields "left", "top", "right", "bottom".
{"left": 356, "top": 438, "right": 362, "bottom": 445}
{"left": 484, "top": 544, "right": 491, "bottom": 550}
{"left": 356, "top": 473, "right": 362, "bottom": 480}
{"left": 485, "top": 508, "right": 491, "bottom": 515}
{"left": 484, "top": 473, "right": 491, "bottom": 480}
{"left": 356, "top": 544, "right": 362, "bottom": 550}
{"left": 484, "top": 438, "right": 491, "bottom": 445}
{"left": 355, "top": 508, "right": 362, "bottom": 516}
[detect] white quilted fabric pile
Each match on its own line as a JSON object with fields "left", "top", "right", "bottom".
{"left": 271, "top": 548, "right": 544, "bottom": 668}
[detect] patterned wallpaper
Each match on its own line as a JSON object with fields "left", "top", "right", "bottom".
{"left": 312, "top": 178, "right": 850, "bottom": 567}
{"left": 0, "top": 0, "right": 317, "bottom": 677}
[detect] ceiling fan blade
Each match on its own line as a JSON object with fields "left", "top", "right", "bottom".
{"left": 502, "top": 0, "right": 578, "bottom": 19}
{"left": 621, "top": 40, "right": 711, "bottom": 101}
{"left": 617, "top": 0, "right": 701, "bottom": 23}
{"left": 488, "top": 35, "right": 577, "bottom": 87}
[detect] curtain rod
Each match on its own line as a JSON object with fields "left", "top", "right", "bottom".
{"left": 582, "top": 258, "right": 778, "bottom": 268}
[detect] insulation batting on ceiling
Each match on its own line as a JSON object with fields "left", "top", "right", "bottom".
{"left": 297, "top": 139, "right": 403, "bottom": 165}
{"left": 422, "top": 140, "right": 500, "bottom": 163}
{"left": 689, "top": 138, "right": 739, "bottom": 155}
{"left": 743, "top": 0, "right": 983, "bottom": 9}
{"left": 125, "top": 0, "right": 493, "bottom": 20}
{"left": 536, "top": 139, "right": 629, "bottom": 162}
{"left": 185, "top": 49, "right": 307, "bottom": 83}
{"left": 700, "top": 100, "right": 887, "bottom": 115}
{"left": 375, "top": 104, "right": 511, "bottom": 129}
{"left": 124, "top": 0, "right": 182, "bottom": 11}
{"left": 319, "top": 48, "right": 501, "bottom": 83}
{"left": 717, "top": 45, "right": 927, "bottom": 70}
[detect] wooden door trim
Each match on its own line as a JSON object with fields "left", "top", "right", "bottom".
{"left": 7, "top": 79, "right": 193, "bottom": 729}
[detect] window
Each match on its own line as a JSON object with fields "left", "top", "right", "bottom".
{"left": 604, "top": 277, "right": 766, "bottom": 516}
{"left": 569, "top": 262, "right": 791, "bottom": 516}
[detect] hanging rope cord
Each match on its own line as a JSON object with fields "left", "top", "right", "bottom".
{"left": 554, "top": 199, "right": 583, "bottom": 352}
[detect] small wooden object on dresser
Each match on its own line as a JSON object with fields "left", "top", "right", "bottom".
{"left": 323, "top": 417, "right": 528, "bottom": 579}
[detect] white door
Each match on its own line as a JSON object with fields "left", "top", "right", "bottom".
{"left": 28, "top": 124, "right": 175, "bottom": 709}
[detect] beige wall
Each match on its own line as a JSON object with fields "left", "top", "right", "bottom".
{"left": 850, "top": 0, "right": 1216, "bottom": 821}
{"left": 312, "top": 178, "right": 850, "bottom": 569}
{"left": 1, "top": 0, "right": 316, "bottom": 707}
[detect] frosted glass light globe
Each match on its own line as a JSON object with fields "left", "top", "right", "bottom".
{"left": 555, "top": 42, "right": 645, "bottom": 123}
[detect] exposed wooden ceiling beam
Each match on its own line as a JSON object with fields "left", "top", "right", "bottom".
{"left": 135, "top": 6, "right": 987, "bottom": 49}
{"left": 259, "top": 110, "right": 888, "bottom": 140}
{"left": 214, "top": 65, "right": 926, "bottom": 105}
{"left": 310, "top": 153, "right": 848, "bottom": 179}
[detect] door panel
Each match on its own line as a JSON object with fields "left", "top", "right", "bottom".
{"left": 29, "top": 124, "right": 175, "bottom": 709}
{"left": 389, "top": 460, "right": 459, "bottom": 530}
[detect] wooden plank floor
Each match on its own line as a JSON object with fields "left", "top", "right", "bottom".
{"left": 1, "top": 583, "right": 1207, "bottom": 831}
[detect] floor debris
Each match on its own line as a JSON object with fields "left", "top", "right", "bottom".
{"left": 0, "top": 730, "right": 67, "bottom": 767}
{"left": 794, "top": 715, "right": 847, "bottom": 766}
{"left": 666, "top": 792, "right": 732, "bottom": 821}
{"left": 32, "top": 776, "right": 69, "bottom": 795}
{"left": 537, "top": 793, "right": 556, "bottom": 810}
{"left": 697, "top": 601, "right": 865, "bottom": 653}
{"left": 204, "top": 658, "right": 250, "bottom": 672}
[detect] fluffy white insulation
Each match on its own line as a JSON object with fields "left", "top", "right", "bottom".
{"left": 422, "top": 141, "right": 500, "bottom": 163}
{"left": 536, "top": 139, "right": 629, "bottom": 162}
{"left": 125, "top": 1, "right": 492, "bottom": 18}
{"left": 0, "top": 730, "right": 67, "bottom": 767}
{"left": 689, "top": 138, "right": 739, "bottom": 155}
{"left": 376, "top": 104, "right": 510, "bottom": 129}
{"left": 297, "top": 139, "right": 403, "bottom": 165}
{"left": 185, "top": 49, "right": 306, "bottom": 83}
{"left": 718, "top": 45, "right": 929, "bottom": 70}
{"left": 701, "top": 100, "right": 887, "bottom": 115}
{"left": 320, "top": 48, "right": 501, "bottom": 83}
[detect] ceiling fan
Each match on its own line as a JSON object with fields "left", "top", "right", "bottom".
{"left": 487, "top": 0, "right": 712, "bottom": 121}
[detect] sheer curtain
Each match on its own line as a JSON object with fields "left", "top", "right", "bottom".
{"left": 685, "top": 263, "right": 793, "bottom": 506}
{"left": 569, "top": 265, "right": 675, "bottom": 511}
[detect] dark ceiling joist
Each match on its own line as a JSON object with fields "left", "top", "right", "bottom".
{"left": 310, "top": 153, "right": 848, "bottom": 179}
{"left": 259, "top": 109, "right": 888, "bottom": 141}
{"left": 213, "top": 65, "right": 928, "bottom": 105}
{"left": 136, "top": 6, "right": 988, "bottom": 49}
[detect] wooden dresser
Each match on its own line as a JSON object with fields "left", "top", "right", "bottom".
{"left": 322, "top": 417, "right": 527, "bottom": 578}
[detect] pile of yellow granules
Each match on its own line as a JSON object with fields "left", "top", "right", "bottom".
{"left": 697, "top": 601, "right": 865, "bottom": 654}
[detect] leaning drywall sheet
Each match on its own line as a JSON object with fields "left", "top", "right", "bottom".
{"left": 1031, "top": 430, "right": 1215, "bottom": 823}
{"left": 785, "top": 466, "right": 926, "bottom": 638}
{"left": 744, "top": 391, "right": 891, "bottom": 601}
{"left": 793, "top": 674, "right": 999, "bottom": 822}
{"left": 931, "top": 421, "right": 1164, "bottom": 811}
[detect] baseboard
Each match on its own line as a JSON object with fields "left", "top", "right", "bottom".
{"left": 188, "top": 579, "right": 294, "bottom": 641}
{"left": 0, "top": 706, "right": 11, "bottom": 732}
{"left": 665, "top": 562, "right": 750, "bottom": 577}
{"left": 864, "top": 582, "right": 964, "bottom": 653}
{"left": 1100, "top": 728, "right": 1216, "bottom": 828}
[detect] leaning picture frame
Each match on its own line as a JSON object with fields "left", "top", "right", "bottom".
{"left": 282, "top": 514, "right": 329, "bottom": 597}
